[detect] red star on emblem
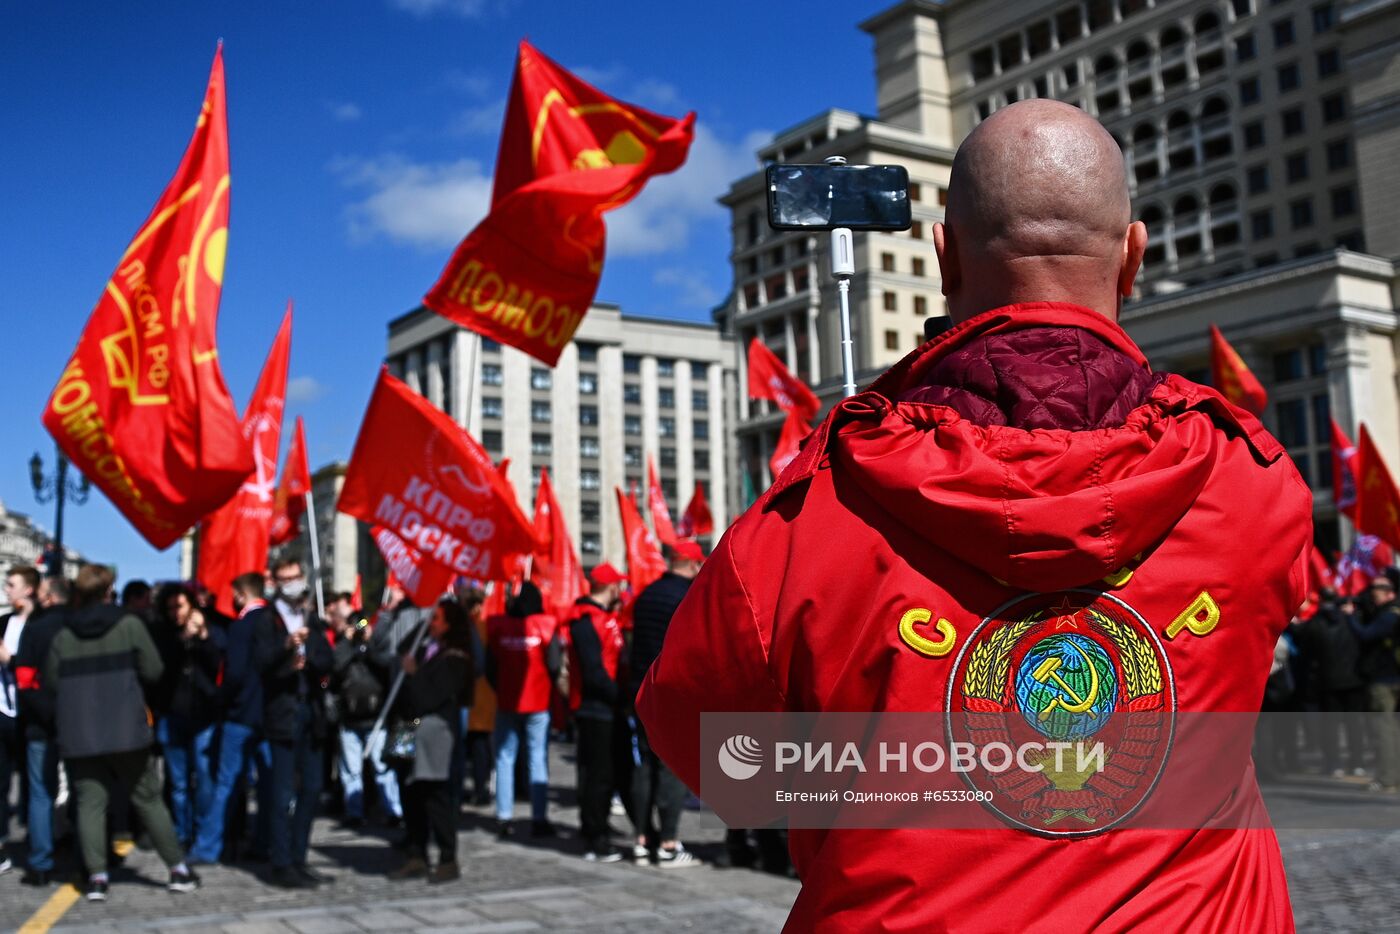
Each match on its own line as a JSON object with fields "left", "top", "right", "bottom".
{"left": 1050, "top": 596, "right": 1081, "bottom": 630}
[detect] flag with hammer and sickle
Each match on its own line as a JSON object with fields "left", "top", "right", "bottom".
{"left": 423, "top": 41, "right": 695, "bottom": 366}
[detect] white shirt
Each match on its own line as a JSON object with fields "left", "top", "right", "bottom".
{"left": 1, "top": 611, "right": 29, "bottom": 720}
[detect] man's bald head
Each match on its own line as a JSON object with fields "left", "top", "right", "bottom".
{"left": 934, "top": 100, "right": 1147, "bottom": 322}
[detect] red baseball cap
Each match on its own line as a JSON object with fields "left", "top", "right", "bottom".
{"left": 673, "top": 540, "right": 705, "bottom": 562}
{"left": 588, "top": 562, "right": 625, "bottom": 586}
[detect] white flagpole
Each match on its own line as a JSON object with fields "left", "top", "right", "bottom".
{"left": 304, "top": 488, "right": 326, "bottom": 620}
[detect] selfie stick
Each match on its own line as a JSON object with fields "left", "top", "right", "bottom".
{"left": 825, "top": 156, "right": 858, "bottom": 398}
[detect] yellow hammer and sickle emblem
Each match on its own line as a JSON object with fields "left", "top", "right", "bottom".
{"left": 1032, "top": 640, "right": 1100, "bottom": 721}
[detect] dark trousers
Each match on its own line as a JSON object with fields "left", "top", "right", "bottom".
{"left": 630, "top": 723, "right": 686, "bottom": 843}
{"left": 466, "top": 730, "right": 493, "bottom": 803}
{"left": 576, "top": 717, "right": 614, "bottom": 848}
{"left": 1321, "top": 686, "right": 1369, "bottom": 772}
{"left": 268, "top": 703, "right": 322, "bottom": 870}
{"left": 0, "top": 715, "right": 17, "bottom": 847}
{"left": 403, "top": 779, "right": 455, "bottom": 864}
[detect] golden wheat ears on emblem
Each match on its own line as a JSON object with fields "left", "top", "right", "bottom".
{"left": 1083, "top": 609, "right": 1162, "bottom": 698}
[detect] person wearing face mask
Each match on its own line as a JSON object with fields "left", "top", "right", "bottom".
{"left": 251, "top": 559, "right": 334, "bottom": 889}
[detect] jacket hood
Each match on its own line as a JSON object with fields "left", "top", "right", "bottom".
{"left": 767, "top": 303, "right": 1284, "bottom": 592}
{"left": 67, "top": 603, "right": 128, "bottom": 639}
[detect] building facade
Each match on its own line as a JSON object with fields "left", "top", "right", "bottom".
{"left": 720, "top": 0, "right": 1400, "bottom": 551}
{"left": 0, "top": 498, "right": 84, "bottom": 612}
{"left": 385, "top": 304, "right": 737, "bottom": 569}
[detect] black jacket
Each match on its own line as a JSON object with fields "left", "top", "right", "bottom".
{"left": 15, "top": 606, "right": 67, "bottom": 740}
{"left": 149, "top": 617, "right": 225, "bottom": 727}
{"left": 629, "top": 572, "right": 692, "bottom": 702}
{"left": 1352, "top": 599, "right": 1400, "bottom": 684}
{"left": 251, "top": 604, "right": 333, "bottom": 743}
{"left": 570, "top": 598, "right": 619, "bottom": 721}
{"left": 398, "top": 639, "right": 473, "bottom": 723}
{"left": 332, "top": 626, "right": 392, "bottom": 730}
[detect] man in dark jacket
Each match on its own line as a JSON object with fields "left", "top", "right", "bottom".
{"left": 1305, "top": 590, "right": 1369, "bottom": 776}
{"left": 252, "top": 558, "right": 333, "bottom": 888}
{"left": 332, "top": 605, "right": 400, "bottom": 828}
{"left": 13, "top": 575, "right": 68, "bottom": 884}
{"left": 567, "top": 563, "right": 625, "bottom": 862}
{"left": 627, "top": 543, "right": 702, "bottom": 867}
{"left": 45, "top": 564, "right": 199, "bottom": 902}
{"left": 1353, "top": 570, "right": 1400, "bottom": 791}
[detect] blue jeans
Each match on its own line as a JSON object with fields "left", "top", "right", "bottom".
{"left": 158, "top": 716, "right": 217, "bottom": 847}
{"left": 268, "top": 703, "right": 322, "bottom": 869}
{"left": 338, "top": 725, "right": 401, "bottom": 820}
{"left": 190, "top": 720, "right": 271, "bottom": 863}
{"left": 24, "top": 738, "right": 58, "bottom": 871}
{"left": 493, "top": 710, "right": 549, "bottom": 822}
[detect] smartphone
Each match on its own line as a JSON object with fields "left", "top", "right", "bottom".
{"left": 766, "top": 163, "right": 912, "bottom": 231}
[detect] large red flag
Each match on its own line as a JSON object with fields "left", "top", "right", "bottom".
{"left": 1355, "top": 424, "right": 1400, "bottom": 551}
{"left": 616, "top": 486, "right": 666, "bottom": 593}
{"left": 424, "top": 41, "right": 695, "bottom": 366}
{"left": 338, "top": 368, "right": 539, "bottom": 580}
{"left": 269, "top": 416, "right": 311, "bottom": 546}
{"left": 1308, "top": 542, "right": 1336, "bottom": 594}
{"left": 678, "top": 482, "right": 714, "bottom": 538}
{"left": 530, "top": 468, "right": 587, "bottom": 620}
{"left": 1332, "top": 418, "right": 1359, "bottom": 520}
{"left": 197, "top": 304, "right": 292, "bottom": 616}
{"left": 770, "top": 408, "right": 812, "bottom": 480}
{"left": 42, "top": 48, "right": 252, "bottom": 549}
{"left": 1208, "top": 324, "right": 1267, "bottom": 417}
{"left": 370, "top": 525, "right": 455, "bottom": 608}
{"left": 647, "top": 456, "right": 678, "bottom": 546}
{"left": 747, "top": 338, "right": 819, "bottom": 421}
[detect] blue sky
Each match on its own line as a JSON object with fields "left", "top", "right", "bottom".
{"left": 1, "top": 0, "right": 891, "bottom": 583}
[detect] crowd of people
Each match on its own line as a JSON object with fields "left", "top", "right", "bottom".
{"left": 0, "top": 542, "right": 735, "bottom": 903}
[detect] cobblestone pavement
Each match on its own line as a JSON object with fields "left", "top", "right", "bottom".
{"left": 3, "top": 752, "right": 1398, "bottom": 932}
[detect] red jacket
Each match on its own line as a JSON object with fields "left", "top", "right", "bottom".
{"left": 487, "top": 612, "right": 558, "bottom": 714}
{"left": 637, "top": 303, "right": 1311, "bottom": 933}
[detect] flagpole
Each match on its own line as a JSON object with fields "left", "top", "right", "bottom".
{"left": 304, "top": 488, "right": 326, "bottom": 619}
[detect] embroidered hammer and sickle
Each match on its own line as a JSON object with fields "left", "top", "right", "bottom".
{"left": 1032, "top": 640, "right": 1100, "bottom": 721}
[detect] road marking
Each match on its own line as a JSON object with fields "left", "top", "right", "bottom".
{"left": 17, "top": 883, "right": 80, "bottom": 934}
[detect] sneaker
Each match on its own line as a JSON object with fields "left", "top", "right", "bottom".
{"left": 631, "top": 843, "right": 650, "bottom": 865}
{"left": 1331, "top": 768, "right": 1347, "bottom": 779}
{"left": 530, "top": 820, "right": 556, "bottom": 838}
{"left": 86, "top": 877, "right": 109, "bottom": 902}
{"left": 1354, "top": 767, "right": 1370, "bottom": 778}
{"left": 656, "top": 843, "right": 699, "bottom": 869}
{"left": 0, "top": 856, "right": 11, "bottom": 875}
{"left": 583, "top": 848, "right": 624, "bottom": 863}
{"left": 168, "top": 868, "right": 201, "bottom": 893}
{"left": 609, "top": 795, "right": 626, "bottom": 817}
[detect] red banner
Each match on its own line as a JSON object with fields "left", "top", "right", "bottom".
{"left": 338, "top": 368, "right": 539, "bottom": 580}
{"left": 747, "top": 338, "right": 819, "bottom": 421}
{"left": 770, "top": 408, "right": 812, "bottom": 481}
{"left": 530, "top": 468, "right": 586, "bottom": 620}
{"left": 42, "top": 48, "right": 252, "bottom": 549}
{"left": 617, "top": 485, "right": 666, "bottom": 593}
{"left": 1332, "top": 418, "right": 1358, "bottom": 520}
{"left": 1356, "top": 424, "right": 1400, "bottom": 551}
{"left": 678, "top": 482, "right": 714, "bottom": 538}
{"left": 1209, "top": 324, "right": 1267, "bottom": 417}
{"left": 647, "top": 456, "right": 678, "bottom": 546}
{"left": 370, "top": 525, "right": 455, "bottom": 608}
{"left": 423, "top": 41, "right": 694, "bottom": 366}
{"left": 269, "top": 415, "right": 311, "bottom": 546}
{"left": 197, "top": 305, "right": 292, "bottom": 616}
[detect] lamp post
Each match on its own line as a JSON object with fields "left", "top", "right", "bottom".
{"left": 30, "top": 447, "right": 90, "bottom": 577}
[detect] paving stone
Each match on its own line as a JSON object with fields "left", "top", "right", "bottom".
{"left": 287, "top": 916, "right": 365, "bottom": 934}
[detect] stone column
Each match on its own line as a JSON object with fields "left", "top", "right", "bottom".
{"left": 598, "top": 344, "right": 625, "bottom": 565}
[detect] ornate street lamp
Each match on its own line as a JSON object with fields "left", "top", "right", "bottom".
{"left": 30, "top": 447, "right": 90, "bottom": 577}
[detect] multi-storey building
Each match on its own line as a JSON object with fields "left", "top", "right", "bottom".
{"left": 721, "top": 0, "right": 1400, "bottom": 552}
{"left": 385, "top": 304, "right": 737, "bottom": 569}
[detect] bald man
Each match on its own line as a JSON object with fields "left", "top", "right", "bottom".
{"left": 638, "top": 100, "right": 1309, "bottom": 932}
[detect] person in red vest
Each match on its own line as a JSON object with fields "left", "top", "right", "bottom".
{"left": 637, "top": 98, "right": 1312, "bottom": 932}
{"left": 485, "top": 580, "right": 561, "bottom": 837}
{"left": 565, "top": 563, "right": 626, "bottom": 862}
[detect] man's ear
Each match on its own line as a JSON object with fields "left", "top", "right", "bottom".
{"left": 1119, "top": 221, "right": 1148, "bottom": 299}
{"left": 934, "top": 222, "right": 959, "bottom": 296}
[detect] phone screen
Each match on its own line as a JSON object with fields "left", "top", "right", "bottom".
{"left": 766, "top": 164, "right": 912, "bottom": 231}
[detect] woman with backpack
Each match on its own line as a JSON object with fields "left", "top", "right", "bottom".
{"left": 331, "top": 609, "right": 402, "bottom": 828}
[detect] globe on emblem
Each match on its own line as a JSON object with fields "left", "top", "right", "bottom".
{"left": 1013, "top": 633, "right": 1117, "bottom": 741}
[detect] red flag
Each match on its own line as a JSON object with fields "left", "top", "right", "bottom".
{"left": 350, "top": 573, "right": 363, "bottom": 612}
{"left": 423, "top": 41, "right": 695, "bottom": 366}
{"left": 1208, "top": 325, "right": 1267, "bottom": 417}
{"left": 269, "top": 416, "right": 312, "bottom": 546}
{"left": 1308, "top": 542, "right": 1335, "bottom": 594}
{"left": 1355, "top": 424, "right": 1400, "bottom": 551}
{"left": 678, "top": 482, "right": 714, "bottom": 538}
{"left": 42, "top": 48, "right": 252, "bottom": 549}
{"left": 1336, "top": 533, "right": 1395, "bottom": 596}
{"left": 338, "top": 368, "right": 539, "bottom": 580}
{"left": 616, "top": 486, "right": 666, "bottom": 593}
{"left": 748, "top": 338, "right": 819, "bottom": 421}
{"left": 647, "top": 456, "right": 678, "bottom": 546}
{"left": 530, "top": 468, "right": 587, "bottom": 620}
{"left": 370, "top": 525, "right": 454, "bottom": 608}
{"left": 197, "top": 305, "right": 292, "bottom": 616}
{"left": 1332, "top": 418, "right": 1359, "bottom": 520}
{"left": 770, "top": 408, "right": 812, "bottom": 480}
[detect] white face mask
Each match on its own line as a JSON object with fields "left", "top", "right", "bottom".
{"left": 278, "top": 579, "right": 308, "bottom": 602}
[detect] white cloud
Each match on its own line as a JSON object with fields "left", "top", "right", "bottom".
{"left": 335, "top": 155, "right": 492, "bottom": 249}
{"left": 652, "top": 267, "right": 721, "bottom": 309}
{"left": 442, "top": 68, "right": 493, "bottom": 98}
{"left": 447, "top": 99, "right": 506, "bottom": 137}
{"left": 328, "top": 101, "right": 362, "bottom": 122}
{"left": 286, "top": 376, "right": 326, "bottom": 403}
{"left": 388, "top": 0, "right": 486, "bottom": 17}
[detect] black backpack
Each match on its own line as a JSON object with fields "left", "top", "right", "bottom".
{"left": 339, "top": 652, "right": 384, "bottom": 721}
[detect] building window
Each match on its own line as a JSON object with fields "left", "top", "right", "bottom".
{"left": 883, "top": 291, "right": 898, "bottom": 312}
{"left": 658, "top": 388, "right": 674, "bottom": 409}
{"left": 1317, "top": 48, "right": 1341, "bottom": 77}
{"left": 577, "top": 373, "right": 597, "bottom": 395}
{"left": 915, "top": 295, "right": 929, "bottom": 315}
{"left": 881, "top": 252, "right": 896, "bottom": 272}
{"left": 580, "top": 470, "right": 601, "bottom": 491}
{"left": 1286, "top": 152, "right": 1309, "bottom": 183}
{"left": 580, "top": 500, "right": 600, "bottom": 523}
{"left": 1243, "top": 121, "right": 1265, "bottom": 149}
{"left": 1326, "top": 138, "right": 1351, "bottom": 170}
{"left": 885, "top": 330, "right": 900, "bottom": 351}
{"left": 1250, "top": 209, "right": 1274, "bottom": 240}
{"left": 745, "top": 211, "right": 760, "bottom": 246}
{"left": 580, "top": 436, "right": 600, "bottom": 458}
{"left": 1322, "top": 93, "right": 1346, "bottom": 124}
{"left": 482, "top": 429, "right": 502, "bottom": 451}
{"left": 659, "top": 417, "right": 676, "bottom": 438}
{"left": 482, "top": 364, "right": 503, "bottom": 387}
{"left": 624, "top": 445, "right": 642, "bottom": 467}
{"left": 1232, "top": 0, "right": 1252, "bottom": 17}
{"left": 742, "top": 282, "right": 760, "bottom": 309}
{"left": 1281, "top": 107, "right": 1304, "bottom": 138}
{"left": 579, "top": 405, "right": 598, "bottom": 426}
{"left": 1337, "top": 230, "right": 1365, "bottom": 251}
{"left": 531, "top": 433, "right": 552, "bottom": 456}
{"left": 660, "top": 447, "right": 677, "bottom": 468}
{"left": 1331, "top": 185, "right": 1357, "bottom": 218}
{"left": 1313, "top": 2, "right": 1335, "bottom": 32}
{"left": 482, "top": 338, "right": 500, "bottom": 353}
{"left": 911, "top": 257, "right": 926, "bottom": 277}
{"left": 768, "top": 246, "right": 784, "bottom": 268}
{"left": 624, "top": 415, "right": 641, "bottom": 436}
{"left": 1277, "top": 398, "right": 1308, "bottom": 447}
{"left": 1273, "top": 348, "right": 1307, "bottom": 383}
{"left": 530, "top": 367, "right": 552, "bottom": 390}
{"left": 910, "top": 221, "right": 924, "bottom": 240}
{"left": 1235, "top": 33, "right": 1257, "bottom": 61}
{"left": 694, "top": 420, "right": 709, "bottom": 441}
{"left": 1276, "top": 62, "right": 1300, "bottom": 93}
{"left": 1239, "top": 76, "right": 1261, "bottom": 105}
{"left": 624, "top": 383, "right": 642, "bottom": 405}
{"left": 531, "top": 402, "right": 551, "bottom": 423}
{"left": 793, "top": 266, "right": 810, "bottom": 292}
{"left": 1272, "top": 17, "right": 1295, "bottom": 47}
{"left": 1289, "top": 197, "right": 1315, "bottom": 229}
{"left": 657, "top": 358, "right": 675, "bottom": 377}
{"left": 582, "top": 532, "right": 601, "bottom": 554}
{"left": 482, "top": 396, "right": 503, "bottom": 419}
{"left": 908, "top": 181, "right": 922, "bottom": 202}
{"left": 576, "top": 341, "right": 597, "bottom": 363}
{"left": 691, "top": 448, "right": 709, "bottom": 474}
{"left": 623, "top": 354, "right": 641, "bottom": 374}
{"left": 693, "top": 389, "right": 709, "bottom": 410}
{"left": 1247, "top": 164, "right": 1270, "bottom": 194}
